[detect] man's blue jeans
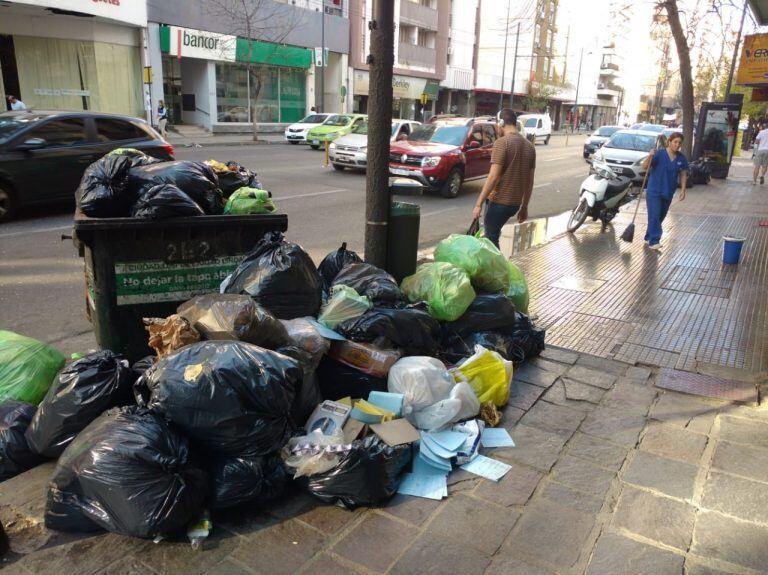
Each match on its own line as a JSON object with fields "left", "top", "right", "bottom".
{"left": 644, "top": 194, "right": 672, "bottom": 245}
{"left": 483, "top": 201, "right": 520, "bottom": 248}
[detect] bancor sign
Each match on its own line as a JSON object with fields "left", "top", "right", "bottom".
{"left": 167, "top": 26, "right": 236, "bottom": 62}
{"left": 354, "top": 70, "right": 427, "bottom": 99}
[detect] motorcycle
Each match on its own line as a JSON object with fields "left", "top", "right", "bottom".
{"left": 567, "top": 160, "right": 636, "bottom": 233}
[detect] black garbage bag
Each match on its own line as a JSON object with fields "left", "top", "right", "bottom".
{"left": 508, "top": 313, "right": 546, "bottom": 362}
{"left": 77, "top": 155, "right": 134, "bottom": 217}
{"left": 276, "top": 345, "right": 324, "bottom": 424}
{"left": 127, "top": 161, "right": 225, "bottom": 214}
{"left": 107, "top": 148, "right": 164, "bottom": 168}
{"left": 689, "top": 159, "right": 712, "bottom": 185}
{"left": 316, "top": 356, "right": 387, "bottom": 401}
{"left": 131, "top": 356, "right": 156, "bottom": 379}
{"left": 130, "top": 184, "right": 205, "bottom": 219}
{"left": 209, "top": 454, "right": 287, "bottom": 510}
{"left": 443, "top": 294, "right": 517, "bottom": 339}
{"left": 45, "top": 405, "right": 207, "bottom": 538}
{"left": 223, "top": 231, "right": 323, "bottom": 320}
{"left": 335, "top": 303, "right": 441, "bottom": 356}
{"left": 216, "top": 162, "right": 262, "bottom": 197}
{"left": 0, "top": 401, "right": 43, "bottom": 481}
{"left": 331, "top": 263, "right": 403, "bottom": 304}
{"left": 442, "top": 331, "right": 516, "bottom": 365}
{"left": 25, "top": 351, "right": 134, "bottom": 459}
{"left": 139, "top": 341, "right": 299, "bottom": 457}
{"left": 302, "top": 435, "right": 412, "bottom": 509}
{"left": 318, "top": 242, "right": 363, "bottom": 292}
{"left": 177, "top": 293, "right": 290, "bottom": 349}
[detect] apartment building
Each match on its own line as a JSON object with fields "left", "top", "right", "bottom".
{"left": 437, "top": 0, "right": 478, "bottom": 117}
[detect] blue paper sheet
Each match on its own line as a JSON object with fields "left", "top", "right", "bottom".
{"left": 480, "top": 428, "right": 516, "bottom": 448}
{"left": 413, "top": 455, "right": 449, "bottom": 477}
{"left": 418, "top": 446, "right": 452, "bottom": 471}
{"left": 421, "top": 435, "right": 459, "bottom": 460}
{"left": 425, "top": 430, "right": 467, "bottom": 451}
{"left": 460, "top": 455, "right": 512, "bottom": 482}
{"left": 397, "top": 472, "right": 447, "bottom": 500}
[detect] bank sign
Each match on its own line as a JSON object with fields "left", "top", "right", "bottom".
{"left": 354, "top": 70, "right": 438, "bottom": 99}
{"left": 167, "top": 26, "right": 236, "bottom": 62}
{"left": 736, "top": 34, "right": 768, "bottom": 86}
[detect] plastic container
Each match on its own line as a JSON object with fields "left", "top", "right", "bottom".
{"left": 387, "top": 201, "right": 420, "bottom": 283}
{"left": 73, "top": 210, "right": 287, "bottom": 361}
{"left": 722, "top": 236, "right": 746, "bottom": 265}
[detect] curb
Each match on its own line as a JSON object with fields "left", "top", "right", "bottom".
{"left": 169, "top": 139, "right": 291, "bottom": 148}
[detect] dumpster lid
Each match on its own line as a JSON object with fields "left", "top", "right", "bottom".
{"left": 73, "top": 209, "right": 287, "bottom": 231}
{"left": 390, "top": 202, "right": 420, "bottom": 216}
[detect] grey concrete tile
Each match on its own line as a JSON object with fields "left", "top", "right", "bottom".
{"left": 502, "top": 405, "right": 526, "bottom": 425}
{"left": 649, "top": 392, "right": 722, "bottom": 428}
{"left": 296, "top": 503, "right": 362, "bottom": 535}
{"left": 381, "top": 493, "right": 442, "bottom": 526}
{"left": 586, "top": 532, "right": 684, "bottom": 575}
{"left": 473, "top": 463, "right": 542, "bottom": 507}
{"left": 231, "top": 519, "right": 325, "bottom": 575}
{"left": 566, "top": 365, "right": 618, "bottom": 389}
{"left": 539, "top": 347, "right": 579, "bottom": 365}
{"left": 691, "top": 510, "right": 768, "bottom": 572}
{"left": 332, "top": 513, "right": 416, "bottom": 572}
{"left": 518, "top": 400, "right": 586, "bottom": 436}
{"left": 485, "top": 554, "right": 555, "bottom": 575}
{"left": 701, "top": 471, "right": 768, "bottom": 524}
{"left": 514, "top": 364, "right": 560, "bottom": 388}
{"left": 711, "top": 440, "right": 768, "bottom": 483}
{"left": 562, "top": 378, "right": 606, "bottom": 403}
{"left": 639, "top": 421, "right": 709, "bottom": 465}
{"left": 600, "top": 381, "right": 658, "bottom": 415}
{"left": 550, "top": 455, "right": 616, "bottom": 499}
{"left": 714, "top": 415, "right": 768, "bottom": 449}
{"left": 0, "top": 463, "right": 56, "bottom": 508}
{"left": 199, "top": 559, "right": 251, "bottom": 575}
{"left": 580, "top": 406, "right": 647, "bottom": 447}
{"left": 301, "top": 553, "right": 364, "bottom": 575}
{"left": 539, "top": 481, "right": 605, "bottom": 515}
{"left": 625, "top": 366, "right": 653, "bottom": 382}
{"left": 508, "top": 380, "right": 546, "bottom": 411}
{"left": 683, "top": 560, "right": 742, "bottom": 575}
{"left": 390, "top": 532, "right": 490, "bottom": 575}
{"left": 623, "top": 451, "right": 699, "bottom": 500}
{"left": 493, "top": 424, "right": 569, "bottom": 471}
{"left": 612, "top": 486, "right": 696, "bottom": 550}
{"left": 574, "top": 355, "right": 630, "bottom": 377}
{"left": 542, "top": 380, "right": 600, "bottom": 414}
{"left": 566, "top": 432, "right": 629, "bottom": 472}
{"left": 18, "top": 534, "right": 148, "bottom": 575}
{"left": 529, "top": 357, "right": 571, "bottom": 376}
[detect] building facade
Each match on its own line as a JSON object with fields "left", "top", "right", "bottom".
{"left": 437, "top": 0, "right": 478, "bottom": 117}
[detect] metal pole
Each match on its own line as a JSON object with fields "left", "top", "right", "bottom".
{"left": 509, "top": 22, "right": 520, "bottom": 109}
{"left": 498, "top": 0, "right": 511, "bottom": 111}
{"left": 566, "top": 47, "right": 583, "bottom": 146}
{"left": 320, "top": 3, "right": 325, "bottom": 113}
{"left": 725, "top": 0, "right": 748, "bottom": 99}
{"left": 364, "top": 0, "right": 395, "bottom": 268}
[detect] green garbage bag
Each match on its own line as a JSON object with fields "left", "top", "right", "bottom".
{"left": 318, "top": 285, "right": 372, "bottom": 330}
{"left": 0, "top": 331, "right": 65, "bottom": 405}
{"left": 401, "top": 262, "right": 476, "bottom": 322}
{"left": 506, "top": 261, "right": 529, "bottom": 314}
{"left": 434, "top": 234, "right": 510, "bottom": 293}
{"left": 223, "top": 188, "right": 276, "bottom": 215}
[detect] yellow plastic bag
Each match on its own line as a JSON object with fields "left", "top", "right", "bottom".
{"left": 452, "top": 346, "right": 512, "bottom": 407}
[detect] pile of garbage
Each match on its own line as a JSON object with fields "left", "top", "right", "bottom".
{"left": 76, "top": 149, "right": 274, "bottom": 219}
{"left": 0, "top": 231, "right": 544, "bottom": 544}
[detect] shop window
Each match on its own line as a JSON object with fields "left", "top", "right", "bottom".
{"left": 95, "top": 119, "right": 146, "bottom": 142}
{"left": 279, "top": 67, "right": 306, "bottom": 123}
{"left": 216, "top": 62, "right": 250, "bottom": 122}
{"left": 27, "top": 118, "right": 87, "bottom": 147}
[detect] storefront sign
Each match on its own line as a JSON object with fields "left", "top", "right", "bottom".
{"left": 236, "top": 39, "right": 312, "bottom": 69}
{"left": 160, "top": 26, "right": 236, "bottom": 62}
{"left": 33, "top": 88, "right": 91, "bottom": 97}
{"left": 354, "top": 70, "right": 431, "bottom": 99}
{"left": 9, "top": 0, "right": 146, "bottom": 26}
{"left": 736, "top": 34, "right": 768, "bottom": 86}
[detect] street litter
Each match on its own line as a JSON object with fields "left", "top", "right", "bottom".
{"left": 131, "top": 184, "right": 206, "bottom": 219}
{"left": 0, "top": 401, "right": 42, "bottom": 480}
{"left": 223, "top": 188, "right": 276, "bottom": 215}
{"left": 434, "top": 234, "right": 510, "bottom": 292}
{"left": 460, "top": 455, "right": 512, "bottom": 482}
{"left": 0, "top": 330, "right": 65, "bottom": 405}
{"left": 143, "top": 314, "right": 200, "bottom": 358}
{"left": 480, "top": 427, "right": 515, "bottom": 448}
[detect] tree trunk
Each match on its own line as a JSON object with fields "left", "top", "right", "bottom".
{"left": 663, "top": 0, "right": 694, "bottom": 158}
{"left": 364, "top": 0, "right": 395, "bottom": 268}
{"left": 249, "top": 67, "right": 261, "bottom": 142}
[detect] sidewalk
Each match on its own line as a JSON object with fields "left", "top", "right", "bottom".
{"left": 1, "top": 158, "right": 767, "bottom": 575}
{"left": 166, "top": 132, "right": 289, "bottom": 148}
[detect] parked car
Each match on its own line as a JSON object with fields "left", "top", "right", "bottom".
{"left": 329, "top": 119, "right": 421, "bottom": 171}
{"left": 284, "top": 113, "right": 332, "bottom": 144}
{"left": 583, "top": 125, "right": 622, "bottom": 159}
{"left": 306, "top": 114, "right": 367, "bottom": 150}
{"left": 589, "top": 129, "right": 659, "bottom": 182}
{"left": 389, "top": 116, "right": 499, "bottom": 198}
{"left": 635, "top": 123, "right": 666, "bottom": 134}
{"left": 0, "top": 110, "right": 174, "bottom": 222}
{"left": 518, "top": 113, "right": 552, "bottom": 144}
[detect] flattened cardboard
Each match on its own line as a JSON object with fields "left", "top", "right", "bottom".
{"left": 370, "top": 418, "right": 420, "bottom": 447}
{"left": 342, "top": 418, "right": 366, "bottom": 443}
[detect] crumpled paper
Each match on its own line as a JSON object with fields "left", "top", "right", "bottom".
{"left": 143, "top": 314, "right": 200, "bottom": 358}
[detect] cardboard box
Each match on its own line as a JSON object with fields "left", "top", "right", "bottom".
{"left": 329, "top": 340, "right": 401, "bottom": 377}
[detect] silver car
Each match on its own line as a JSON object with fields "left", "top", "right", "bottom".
{"left": 590, "top": 129, "right": 660, "bottom": 182}
{"left": 329, "top": 119, "right": 421, "bottom": 171}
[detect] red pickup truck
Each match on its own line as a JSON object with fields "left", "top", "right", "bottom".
{"left": 389, "top": 117, "right": 499, "bottom": 198}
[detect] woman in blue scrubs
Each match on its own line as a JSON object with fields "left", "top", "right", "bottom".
{"left": 642, "top": 132, "right": 688, "bottom": 250}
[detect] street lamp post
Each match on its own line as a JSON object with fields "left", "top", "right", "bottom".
{"left": 509, "top": 22, "right": 520, "bottom": 110}
{"left": 565, "top": 46, "right": 585, "bottom": 146}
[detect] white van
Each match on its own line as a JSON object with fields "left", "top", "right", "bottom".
{"left": 517, "top": 114, "right": 552, "bottom": 145}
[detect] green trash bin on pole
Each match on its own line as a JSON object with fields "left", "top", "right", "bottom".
{"left": 387, "top": 201, "right": 420, "bottom": 284}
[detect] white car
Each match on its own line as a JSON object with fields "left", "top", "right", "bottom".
{"left": 590, "top": 129, "right": 660, "bottom": 182}
{"left": 329, "top": 119, "right": 421, "bottom": 171}
{"left": 284, "top": 113, "right": 333, "bottom": 144}
{"left": 518, "top": 113, "right": 552, "bottom": 144}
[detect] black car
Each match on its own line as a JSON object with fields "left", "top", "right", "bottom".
{"left": 583, "top": 125, "right": 621, "bottom": 159}
{"left": 0, "top": 110, "right": 174, "bottom": 222}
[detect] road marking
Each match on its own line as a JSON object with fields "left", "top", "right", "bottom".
{"left": 422, "top": 207, "right": 458, "bottom": 218}
{"left": 533, "top": 182, "right": 553, "bottom": 189}
{"left": 0, "top": 224, "right": 72, "bottom": 239}
{"left": 543, "top": 155, "right": 571, "bottom": 162}
{"left": 277, "top": 188, "right": 352, "bottom": 201}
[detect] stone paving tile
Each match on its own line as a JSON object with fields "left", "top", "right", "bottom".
{"left": 199, "top": 559, "right": 251, "bottom": 575}
{"left": 300, "top": 553, "right": 364, "bottom": 575}
{"left": 473, "top": 464, "right": 543, "bottom": 507}
{"left": 493, "top": 424, "right": 569, "bottom": 471}
{"left": 710, "top": 440, "right": 768, "bottom": 483}
{"left": 565, "top": 365, "right": 618, "bottom": 389}
{"left": 612, "top": 486, "right": 696, "bottom": 550}
{"left": 541, "top": 380, "right": 600, "bottom": 413}
{"left": 585, "top": 532, "right": 685, "bottom": 575}
{"left": 539, "top": 481, "right": 605, "bottom": 515}
{"left": 649, "top": 392, "right": 723, "bottom": 428}
{"left": 501, "top": 405, "right": 526, "bottom": 425}
{"left": 507, "top": 381, "right": 546, "bottom": 411}
{"left": 296, "top": 502, "right": 363, "bottom": 535}
{"left": 231, "top": 519, "right": 326, "bottom": 575}
{"left": 426, "top": 494, "right": 519, "bottom": 556}
{"left": 0, "top": 463, "right": 56, "bottom": 509}
{"left": 624, "top": 366, "right": 653, "bottom": 382}
{"left": 623, "top": 451, "right": 699, "bottom": 500}
{"left": 600, "top": 382, "right": 658, "bottom": 416}
{"left": 518, "top": 399, "right": 586, "bottom": 436}
{"left": 574, "top": 355, "right": 630, "bottom": 376}
{"left": 701, "top": 471, "right": 768, "bottom": 524}
{"left": 686, "top": 411, "right": 719, "bottom": 435}
{"left": 529, "top": 357, "right": 571, "bottom": 376}
{"left": 503, "top": 499, "right": 595, "bottom": 572}
{"left": 389, "top": 532, "right": 490, "bottom": 575}
{"left": 514, "top": 364, "right": 560, "bottom": 388}
{"left": 540, "top": 347, "right": 579, "bottom": 365}
{"left": 683, "top": 561, "right": 743, "bottom": 575}
{"left": 714, "top": 415, "right": 768, "bottom": 448}
{"left": 692, "top": 510, "right": 768, "bottom": 572}
{"left": 580, "top": 406, "right": 647, "bottom": 447}
{"left": 550, "top": 455, "right": 616, "bottom": 499}
{"left": 332, "top": 513, "right": 416, "bottom": 572}
{"left": 566, "top": 432, "right": 629, "bottom": 472}
{"left": 724, "top": 404, "right": 768, "bottom": 423}
{"left": 18, "top": 534, "right": 149, "bottom": 575}
{"left": 485, "top": 554, "right": 555, "bottom": 575}
{"left": 639, "top": 421, "right": 709, "bottom": 465}
{"left": 562, "top": 377, "right": 606, "bottom": 403}
{"left": 381, "top": 493, "right": 442, "bottom": 526}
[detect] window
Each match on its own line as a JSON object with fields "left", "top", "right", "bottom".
{"left": 96, "top": 119, "right": 146, "bottom": 142}
{"left": 482, "top": 125, "right": 497, "bottom": 146}
{"left": 27, "top": 118, "right": 87, "bottom": 147}
{"left": 470, "top": 126, "right": 483, "bottom": 145}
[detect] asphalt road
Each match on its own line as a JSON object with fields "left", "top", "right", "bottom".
{"left": 0, "top": 134, "right": 590, "bottom": 355}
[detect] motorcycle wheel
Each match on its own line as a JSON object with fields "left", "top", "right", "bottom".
{"left": 567, "top": 199, "right": 590, "bottom": 233}
{"left": 600, "top": 209, "right": 617, "bottom": 225}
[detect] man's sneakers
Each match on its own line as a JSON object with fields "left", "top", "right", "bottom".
{"left": 647, "top": 243, "right": 662, "bottom": 251}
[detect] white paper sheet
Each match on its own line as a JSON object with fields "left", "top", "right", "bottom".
{"left": 460, "top": 455, "right": 512, "bottom": 482}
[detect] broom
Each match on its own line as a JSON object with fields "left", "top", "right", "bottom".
{"left": 621, "top": 135, "right": 663, "bottom": 243}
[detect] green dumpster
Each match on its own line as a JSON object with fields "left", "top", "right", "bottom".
{"left": 73, "top": 211, "right": 287, "bottom": 361}
{"left": 386, "top": 201, "right": 420, "bottom": 284}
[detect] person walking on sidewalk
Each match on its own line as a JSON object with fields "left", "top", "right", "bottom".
{"left": 642, "top": 132, "right": 688, "bottom": 250}
{"left": 472, "top": 108, "right": 536, "bottom": 248}
{"left": 6, "top": 95, "right": 25, "bottom": 111}
{"left": 157, "top": 100, "right": 168, "bottom": 139}
{"left": 752, "top": 122, "right": 768, "bottom": 185}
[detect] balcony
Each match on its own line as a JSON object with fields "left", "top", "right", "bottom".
{"left": 398, "top": 42, "right": 437, "bottom": 70}
{"left": 400, "top": 0, "right": 439, "bottom": 31}
{"left": 597, "top": 83, "right": 621, "bottom": 99}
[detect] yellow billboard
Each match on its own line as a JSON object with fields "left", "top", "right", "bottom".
{"left": 736, "top": 34, "right": 768, "bottom": 85}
